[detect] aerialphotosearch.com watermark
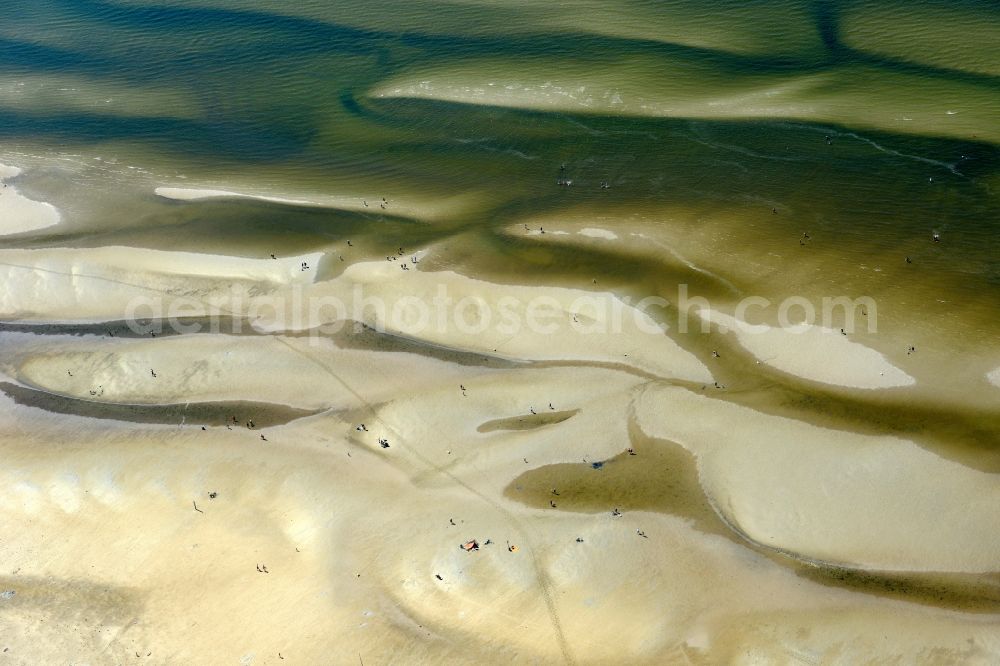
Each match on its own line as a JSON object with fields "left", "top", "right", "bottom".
{"left": 122, "top": 284, "right": 878, "bottom": 341}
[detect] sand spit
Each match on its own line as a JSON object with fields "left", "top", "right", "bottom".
{"left": 698, "top": 309, "right": 914, "bottom": 389}
{"left": 371, "top": 59, "right": 999, "bottom": 144}
{"left": 0, "top": 164, "right": 60, "bottom": 236}
{"left": 1, "top": 331, "right": 478, "bottom": 412}
{"left": 636, "top": 384, "right": 1000, "bottom": 573}
{"left": 155, "top": 186, "right": 320, "bottom": 207}
{"left": 310, "top": 261, "right": 714, "bottom": 383}
{"left": 155, "top": 185, "right": 480, "bottom": 222}
{"left": 0, "top": 246, "right": 322, "bottom": 321}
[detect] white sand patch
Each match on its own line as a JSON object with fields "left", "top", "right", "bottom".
{"left": 155, "top": 185, "right": 481, "bottom": 222}
{"left": 0, "top": 246, "right": 322, "bottom": 321}
{"left": 988, "top": 367, "right": 1000, "bottom": 388}
{"left": 155, "top": 186, "right": 319, "bottom": 207}
{"left": 578, "top": 227, "right": 617, "bottom": 240}
{"left": 636, "top": 385, "right": 1000, "bottom": 573}
{"left": 0, "top": 163, "right": 60, "bottom": 235}
{"left": 699, "top": 309, "right": 914, "bottom": 389}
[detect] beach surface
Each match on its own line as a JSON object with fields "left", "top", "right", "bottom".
{"left": 0, "top": 1, "right": 999, "bottom": 663}
{"left": 0, "top": 164, "right": 60, "bottom": 236}
{"left": 0, "top": 184, "right": 996, "bottom": 661}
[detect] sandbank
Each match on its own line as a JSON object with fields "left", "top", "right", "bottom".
{"left": 155, "top": 186, "right": 320, "bottom": 207}
{"left": 0, "top": 246, "right": 322, "bottom": 321}
{"left": 155, "top": 185, "right": 482, "bottom": 222}
{"left": 0, "top": 164, "right": 60, "bottom": 236}
{"left": 636, "top": 384, "right": 1000, "bottom": 573}
{"left": 698, "top": 309, "right": 914, "bottom": 389}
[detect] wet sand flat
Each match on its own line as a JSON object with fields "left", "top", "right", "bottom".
{"left": 0, "top": 1, "right": 998, "bottom": 663}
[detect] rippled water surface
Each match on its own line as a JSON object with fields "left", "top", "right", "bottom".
{"left": 1, "top": 1, "right": 998, "bottom": 663}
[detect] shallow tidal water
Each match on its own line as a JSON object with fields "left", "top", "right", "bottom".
{"left": 0, "top": 1, "right": 998, "bottom": 663}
